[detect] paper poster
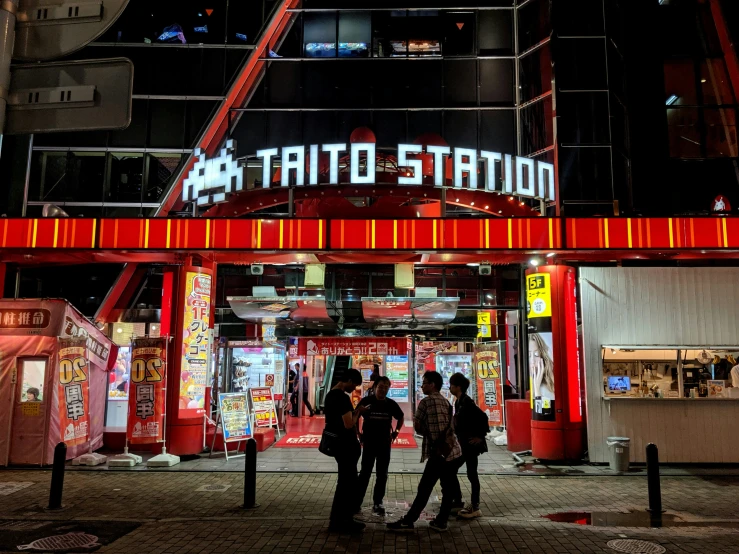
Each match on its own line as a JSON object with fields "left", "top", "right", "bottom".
{"left": 127, "top": 337, "right": 167, "bottom": 444}
{"left": 58, "top": 337, "right": 90, "bottom": 447}
{"left": 179, "top": 271, "right": 212, "bottom": 418}
{"left": 249, "top": 387, "right": 277, "bottom": 428}
{"left": 219, "top": 392, "right": 251, "bottom": 442}
{"left": 527, "top": 272, "right": 556, "bottom": 422}
{"left": 475, "top": 344, "right": 504, "bottom": 427}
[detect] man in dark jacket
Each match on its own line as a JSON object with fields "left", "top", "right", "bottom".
{"left": 449, "top": 372, "right": 489, "bottom": 519}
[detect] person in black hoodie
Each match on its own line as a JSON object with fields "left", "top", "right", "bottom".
{"left": 449, "top": 372, "right": 489, "bottom": 519}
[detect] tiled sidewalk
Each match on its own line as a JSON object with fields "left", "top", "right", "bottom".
{"left": 1, "top": 470, "right": 739, "bottom": 552}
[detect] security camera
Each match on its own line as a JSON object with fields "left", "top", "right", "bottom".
{"left": 250, "top": 264, "right": 264, "bottom": 276}
{"left": 479, "top": 264, "right": 492, "bottom": 276}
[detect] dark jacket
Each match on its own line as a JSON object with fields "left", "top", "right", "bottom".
{"left": 453, "top": 393, "right": 489, "bottom": 454}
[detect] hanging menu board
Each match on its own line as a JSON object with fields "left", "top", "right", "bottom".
{"left": 218, "top": 392, "right": 251, "bottom": 442}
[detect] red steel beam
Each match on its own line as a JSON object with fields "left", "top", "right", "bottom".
{"left": 93, "top": 263, "right": 141, "bottom": 324}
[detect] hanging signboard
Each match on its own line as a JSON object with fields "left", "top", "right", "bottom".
{"left": 218, "top": 392, "right": 252, "bottom": 442}
{"left": 297, "top": 337, "right": 407, "bottom": 357}
{"left": 249, "top": 387, "right": 277, "bottom": 428}
{"left": 179, "top": 270, "right": 212, "bottom": 418}
{"left": 58, "top": 337, "right": 90, "bottom": 446}
{"left": 475, "top": 343, "right": 505, "bottom": 427}
{"left": 127, "top": 337, "right": 167, "bottom": 444}
{"left": 526, "top": 273, "right": 556, "bottom": 422}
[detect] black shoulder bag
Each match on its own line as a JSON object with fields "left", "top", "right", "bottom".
{"left": 318, "top": 429, "right": 340, "bottom": 457}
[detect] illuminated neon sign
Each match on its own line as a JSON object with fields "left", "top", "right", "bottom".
{"left": 182, "top": 139, "right": 555, "bottom": 207}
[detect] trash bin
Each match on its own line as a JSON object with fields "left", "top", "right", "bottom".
{"left": 606, "top": 436, "right": 630, "bottom": 472}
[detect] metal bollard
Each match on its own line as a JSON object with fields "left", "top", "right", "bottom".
{"left": 646, "top": 443, "right": 663, "bottom": 514}
{"left": 242, "top": 438, "right": 259, "bottom": 509}
{"left": 47, "top": 442, "right": 67, "bottom": 510}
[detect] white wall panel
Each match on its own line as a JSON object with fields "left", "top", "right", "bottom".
{"left": 580, "top": 267, "right": 739, "bottom": 463}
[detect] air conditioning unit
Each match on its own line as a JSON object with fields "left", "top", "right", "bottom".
{"left": 250, "top": 264, "right": 264, "bottom": 276}
{"left": 304, "top": 264, "right": 326, "bottom": 287}
{"left": 479, "top": 264, "right": 492, "bottom": 276}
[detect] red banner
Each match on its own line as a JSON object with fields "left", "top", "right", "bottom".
{"left": 58, "top": 338, "right": 90, "bottom": 446}
{"left": 298, "top": 337, "right": 407, "bottom": 357}
{"left": 475, "top": 344, "right": 504, "bottom": 427}
{"left": 127, "top": 337, "right": 167, "bottom": 444}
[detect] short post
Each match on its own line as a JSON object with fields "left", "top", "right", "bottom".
{"left": 242, "top": 438, "right": 259, "bottom": 509}
{"left": 47, "top": 442, "right": 67, "bottom": 510}
{"left": 646, "top": 443, "right": 663, "bottom": 514}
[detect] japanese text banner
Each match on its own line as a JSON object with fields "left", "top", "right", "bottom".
{"left": 475, "top": 343, "right": 504, "bottom": 427}
{"left": 179, "top": 270, "right": 212, "bottom": 419}
{"left": 297, "top": 337, "right": 407, "bottom": 357}
{"left": 127, "top": 337, "right": 167, "bottom": 444}
{"left": 58, "top": 337, "right": 90, "bottom": 447}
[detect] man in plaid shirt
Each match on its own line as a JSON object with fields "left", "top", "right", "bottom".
{"left": 388, "top": 371, "right": 464, "bottom": 532}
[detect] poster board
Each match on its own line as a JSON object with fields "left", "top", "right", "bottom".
{"left": 249, "top": 387, "right": 278, "bottom": 429}
{"left": 219, "top": 392, "right": 252, "bottom": 442}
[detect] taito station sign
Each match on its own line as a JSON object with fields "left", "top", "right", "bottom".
{"left": 183, "top": 139, "right": 555, "bottom": 207}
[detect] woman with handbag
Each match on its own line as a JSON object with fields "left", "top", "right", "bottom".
{"left": 449, "top": 372, "right": 489, "bottom": 519}
{"left": 322, "top": 368, "right": 367, "bottom": 533}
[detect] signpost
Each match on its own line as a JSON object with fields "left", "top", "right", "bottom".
{"left": 7, "top": 58, "right": 133, "bottom": 135}
{"left": 14, "top": 0, "right": 130, "bottom": 62}
{"left": 0, "top": 0, "right": 131, "bottom": 148}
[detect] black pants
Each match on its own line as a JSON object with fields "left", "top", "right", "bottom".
{"left": 404, "top": 455, "right": 463, "bottom": 525}
{"left": 302, "top": 393, "right": 314, "bottom": 414}
{"left": 357, "top": 441, "right": 391, "bottom": 506}
{"left": 330, "top": 441, "right": 361, "bottom": 525}
{"left": 289, "top": 392, "right": 297, "bottom": 415}
{"left": 462, "top": 446, "right": 481, "bottom": 506}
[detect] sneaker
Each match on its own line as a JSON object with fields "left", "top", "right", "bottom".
{"left": 429, "top": 518, "right": 448, "bottom": 532}
{"left": 458, "top": 504, "right": 482, "bottom": 519}
{"left": 387, "top": 519, "right": 414, "bottom": 531}
{"left": 372, "top": 503, "right": 386, "bottom": 516}
{"left": 328, "top": 520, "right": 366, "bottom": 534}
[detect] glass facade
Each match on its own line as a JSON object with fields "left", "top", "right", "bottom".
{"left": 0, "top": 0, "right": 737, "bottom": 219}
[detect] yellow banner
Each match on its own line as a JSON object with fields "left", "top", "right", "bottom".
{"left": 526, "top": 273, "right": 552, "bottom": 319}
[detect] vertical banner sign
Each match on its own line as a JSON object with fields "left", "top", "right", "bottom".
{"left": 249, "top": 387, "right": 277, "bottom": 428}
{"left": 475, "top": 343, "right": 504, "bottom": 426}
{"left": 58, "top": 337, "right": 90, "bottom": 446}
{"left": 477, "top": 311, "right": 492, "bottom": 338}
{"left": 180, "top": 271, "right": 212, "bottom": 418}
{"left": 218, "top": 392, "right": 252, "bottom": 441}
{"left": 127, "top": 337, "right": 167, "bottom": 444}
{"left": 526, "top": 273, "right": 556, "bottom": 422}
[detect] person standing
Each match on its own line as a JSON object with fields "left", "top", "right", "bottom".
{"left": 366, "top": 364, "right": 381, "bottom": 397}
{"left": 388, "top": 371, "right": 463, "bottom": 533}
{"left": 449, "top": 372, "right": 489, "bottom": 519}
{"left": 288, "top": 363, "right": 298, "bottom": 416}
{"left": 301, "top": 365, "right": 315, "bottom": 417}
{"left": 324, "top": 368, "right": 367, "bottom": 533}
{"left": 356, "top": 376, "right": 404, "bottom": 515}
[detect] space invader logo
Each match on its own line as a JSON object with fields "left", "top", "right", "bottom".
{"left": 183, "top": 139, "right": 245, "bottom": 206}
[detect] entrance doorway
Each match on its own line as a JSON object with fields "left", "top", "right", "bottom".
{"left": 8, "top": 358, "right": 49, "bottom": 465}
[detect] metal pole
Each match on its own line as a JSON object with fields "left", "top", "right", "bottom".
{"left": 48, "top": 442, "right": 67, "bottom": 510}
{"left": 242, "top": 437, "right": 259, "bottom": 509}
{"left": 0, "top": 0, "right": 18, "bottom": 156}
{"left": 646, "top": 443, "right": 663, "bottom": 514}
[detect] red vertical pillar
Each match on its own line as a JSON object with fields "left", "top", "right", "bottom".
{"left": 526, "top": 265, "right": 584, "bottom": 461}
{"left": 160, "top": 264, "right": 214, "bottom": 456}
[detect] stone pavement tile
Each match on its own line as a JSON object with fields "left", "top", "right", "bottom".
{"left": 1, "top": 471, "right": 739, "bottom": 552}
